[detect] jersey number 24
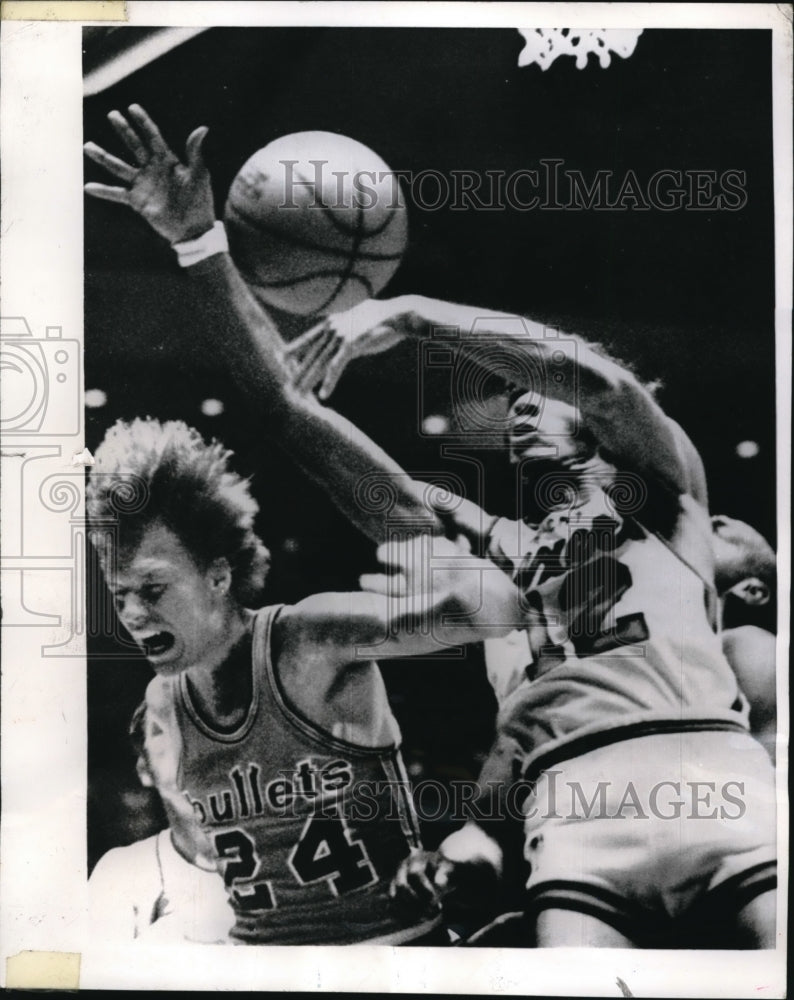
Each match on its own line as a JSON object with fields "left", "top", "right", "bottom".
{"left": 214, "top": 813, "right": 377, "bottom": 911}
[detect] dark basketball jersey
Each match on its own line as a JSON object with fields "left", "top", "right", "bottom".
{"left": 484, "top": 490, "right": 750, "bottom": 780}
{"left": 147, "top": 605, "right": 439, "bottom": 945}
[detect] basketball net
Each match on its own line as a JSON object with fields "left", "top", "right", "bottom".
{"left": 516, "top": 28, "right": 644, "bottom": 71}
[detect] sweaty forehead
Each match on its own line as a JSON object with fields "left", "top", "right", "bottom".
{"left": 114, "top": 554, "right": 176, "bottom": 585}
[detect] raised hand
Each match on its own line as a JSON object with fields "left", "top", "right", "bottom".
{"left": 84, "top": 104, "right": 215, "bottom": 245}
{"left": 283, "top": 296, "right": 410, "bottom": 399}
{"left": 360, "top": 531, "right": 525, "bottom": 634}
{"left": 359, "top": 532, "right": 472, "bottom": 599}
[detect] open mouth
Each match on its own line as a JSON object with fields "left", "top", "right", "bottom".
{"left": 139, "top": 631, "right": 176, "bottom": 659}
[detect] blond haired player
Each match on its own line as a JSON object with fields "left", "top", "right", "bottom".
{"left": 84, "top": 106, "right": 527, "bottom": 946}
{"left": 85, "top": 107, "right": 777, "bottom": 948}
{"left": 86, "top": 414, "right": 520, "bottom": 945}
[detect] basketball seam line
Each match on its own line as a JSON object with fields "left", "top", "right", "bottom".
{"left": 291, "top": 167, "right": 401, "bottom": 240}
{"left": 242, "top": 269, "right": 375, "bottom": 292}
{"left": 226, "top": 204, "right": 404, "bottom": 262}
{"left": 315, "top": 200, "right": 367, "bottom": 314}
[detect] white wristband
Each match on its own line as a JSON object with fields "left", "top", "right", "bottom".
{"left": 172, "top": 221, "right": 229, "bottom": 267}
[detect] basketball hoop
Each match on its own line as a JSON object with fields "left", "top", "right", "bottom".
{"left": 516, "top": 28, "right": 644, "bottom": 71}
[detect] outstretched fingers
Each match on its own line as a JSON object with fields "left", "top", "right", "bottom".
{"left": 292, "top": 324, "right": 335, "bottom": 392}
{"left": 83, "top": 141, "right": 137, "bottom": 183}
{"left": 295, "top": 332, "right": 342, "bottom": 395}
{"left": 319, "top": 333, "right": 359, "bottom": 400}
{"left": 185, "top": 125, "right": 210, "bottom": 169}
{"left": 127, "top": 103, "right": 174, "bottom": 158}
{"left": 283, "top": 321, "right": 331, "bottom": 361}
{"left": 107, "top": 109, "right": 149, "bottom": 164}
{"left": 83, "top": 182, "right": 132, "bottom": 205}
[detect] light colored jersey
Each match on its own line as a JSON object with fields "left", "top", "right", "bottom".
{"left": 148, "top": 605, "right": 438, "bottom": 945}
{"left": 521, "top": 729, "right": 776, "bottom": 941}
{"left": 485, "top": 489, "right": 749, "bottom": 779}
{"left": 88, "top": 829, "right": 234, "bottom": 943}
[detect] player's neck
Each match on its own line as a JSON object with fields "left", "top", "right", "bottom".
{"left": 185, "top": 609, "right": 256, "bottom": 730}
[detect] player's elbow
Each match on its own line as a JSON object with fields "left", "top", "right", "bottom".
{"left": 583, "top": 357, "right": 639, "bottom": 406}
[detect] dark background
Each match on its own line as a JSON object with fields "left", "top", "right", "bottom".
{"left": 83, "top": 27, "right": 777, "bottom": 870}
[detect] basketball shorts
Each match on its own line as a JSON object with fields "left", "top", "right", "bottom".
{"left": 521, "top": 729, "right": 777, "bottom": 943}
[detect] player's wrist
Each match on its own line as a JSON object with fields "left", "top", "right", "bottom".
{"left": 172, "top": 220, "right": 227, "bottom": 266}
{"left": 398, "top": 294, "right": 454, "bottom": 341}
{"left": 393, "top": 295, "right": 426, "bottom": 339}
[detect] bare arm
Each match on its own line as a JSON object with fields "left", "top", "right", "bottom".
{"left": 281, "top": 534, "right": 526, "bottom": 667}
{"left": 189, "top": 253, "right": 446, "bottom": 542}
{"left": 272, "top": 534, "right": 526, "bottom": 742}
{"left": 289, "top": 293, "right": 699, "bottom": 497}
{"left": 83, "top": 105, "right": 454, "bottom": 544}
{"left": 722, "top": 625, "right": 777, "bottom": 760}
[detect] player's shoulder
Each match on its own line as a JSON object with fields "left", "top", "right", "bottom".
{"left": 268, "top": 597, "right": 392, "bottom": 742}
{"left": 268, "top": 598, "right": 332, "bottom": 679}
{"left": 722, "top": 626, "right": 776, "bottom": 706}
{"left": 666, "top": 417, "right": 708, "bottom": 504}
{"left": 722, "top": 625, "right": 776, "bottom": 658}
{"left": 145, "top": 672, "right": 178, "bottom": 719}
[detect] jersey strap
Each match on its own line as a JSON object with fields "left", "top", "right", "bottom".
{"left": 258, "top": 606, "right": 402, "bottom": 756}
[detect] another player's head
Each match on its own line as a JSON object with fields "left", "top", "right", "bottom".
{"left": 129, "top": 701, "right": 215, "bottom": 867}
{"left": 506, "top": 390, "right": 617, "bottom": 522}
{"left": 505, "top": 339, "right": 658, "bottom": 470}
{"left": 87, "top": 417, "right": 270, "bottom": 673}
{"left": 504, "top": 340, "right": 664, "bottom": 521}
{"left": 711, "top": 515, "right": 775, "bottom": 606}
{"left": 507, "top": 392, "right": 596, "bottom": 465}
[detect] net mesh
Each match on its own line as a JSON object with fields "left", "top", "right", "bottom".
{"left": 517, "top": 28, "right": 644, "bottom": 71}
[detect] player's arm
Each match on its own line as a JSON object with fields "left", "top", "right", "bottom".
{"left": 288, "top": 294, "right": 695, "bottom": 495}
{"left": 722, "top": 625, "right": 777, "bottom": 760}
{"left": 144, "top": 674, "right": 180, "bottom": 739}
{"left": 189, "top": 253, "right": 443, "bottom": 543}
{"left": 280, "top": 534, "right": 527, "bottom": 667}
{"left": 188, "top": 253, "right": 492, "bottom": 544}
{"left": 83, "top": 105, "right": 483, "bottom": 544}
{"left": 389, "top": 737, "right": 529, "bottom": 936}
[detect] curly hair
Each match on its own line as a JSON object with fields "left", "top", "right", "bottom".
{"left": 87, "top": 418, "right": 270, "bottom": 606}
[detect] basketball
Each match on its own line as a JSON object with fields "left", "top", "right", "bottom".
{"left": 223, "top": 131, "right": 408, "bottom": 317}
